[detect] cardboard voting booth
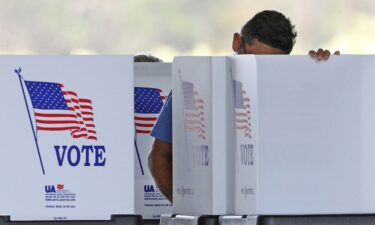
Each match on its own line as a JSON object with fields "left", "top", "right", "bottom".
{"left": 173, "top": 55, "right": 375, "bottom": 217}
{"left": 230, "top": 55, "right": 375, "bottom": 215}
{"left": 0, "top": 56, "right": 134, "bottom": 221}
{"left": 172, "top": 57, "right": 235, "bottom": 215}
{"left": 134, "top": 63, "right": 172, "bottom": 219}
{"left": 228, "top": 56, "right": 258, "bottom": 215}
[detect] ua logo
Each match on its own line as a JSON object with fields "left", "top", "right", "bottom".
{"left": 45, "top": 185, "right": 56, "bottom": 193}
{"left": 144, "top": 185, "right": 155, "bottom": 193}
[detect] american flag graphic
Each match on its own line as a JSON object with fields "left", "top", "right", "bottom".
{"left": 24, "top": 80, "right": 97, "bottom": 140}
{"left": 134, "top": 87, "right": 166, "bottom": 134}
{"left": 182, "top": 81, "right": 206, "bottom": 140}
{"left": 233, "top": 80, "right": 251, "bottom": 139}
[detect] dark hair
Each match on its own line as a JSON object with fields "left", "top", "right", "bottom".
{"left": 241, "top": 10, "right": 297, "bottom": 54}
{"left": 134, "top": 54, "right": 162, "bottom": 62}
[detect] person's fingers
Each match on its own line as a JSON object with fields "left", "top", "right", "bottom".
{"left": 309, "top": 50, "right": 323, "bottom": 61}
{"left": 308, "top": 50, "right": 317, "bottom": 58}
{"left": 309, "top": 49, "right": 339, "bottom": 61}
{"left": 309, "top": 49, "right": 340, "bottom": 61}
{"left": 323, "top": 50, "right": 330, "bottom": 60}
{"left": 317, "top": 49, "right": 325, "bottom": 60}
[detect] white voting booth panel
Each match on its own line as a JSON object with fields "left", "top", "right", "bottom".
{"left": 0, "top": 56, "right": 134, "bottom": 221}
{"left": 229, "top": 56, "right": 258, "bottom": 215}
{"left": 134, "top": 63, "right": 172, "bottom": 219}
{"left": 172, "top": 57, "right": 235, "bottom": 215}
{"left": 231, "top": 55, "right": 375, "bottom": 215}
{"left": 173, "top": 55, "right": 375, "bottom": 217}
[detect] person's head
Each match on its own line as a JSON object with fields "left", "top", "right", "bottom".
{"left": 232, "top": 10, "right": 297, "bottom": 55}
{"left": 134, "top": 54, "right": 162, "bottom": 62}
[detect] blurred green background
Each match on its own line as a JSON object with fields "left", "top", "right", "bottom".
{"left": 0, "top": 0, "right": 374, "bottom": 61}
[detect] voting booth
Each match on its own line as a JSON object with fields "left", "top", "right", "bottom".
{"left": 231, "top": 55, "right": 375, "bottom": 215}
{"left": 172, "top": 57, "right": 235, "bottom": 215}
{"left": 0, "top": 56, "right": 135, "bottom": 221}
{"left": 172, "top": 55, "right": 375, "bottom": 220}
{"left": 134, "top": 63, "right": 172, "bottom": 219}
{"left": 3, "top": 54, "right": 375, "bottom": 225}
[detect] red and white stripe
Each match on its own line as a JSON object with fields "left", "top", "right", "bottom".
{"left": 35, "top": 84, "right": 97, "bottom": 140}
{"left": 185, "top": 91, "right": 206, "bottom": 140}
{"left": 134, "top": 114, "right": 159, "bottom": 134}
{"left": 235, "top": 90, "right": 251, "bottom": 139}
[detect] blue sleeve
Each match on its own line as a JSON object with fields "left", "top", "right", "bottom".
{"left": 151, "top": 92, "right": 172, "bottom": 144}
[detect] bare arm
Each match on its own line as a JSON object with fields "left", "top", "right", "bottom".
{"left": 148, "top": 139, "right": 173, "bottom": 202}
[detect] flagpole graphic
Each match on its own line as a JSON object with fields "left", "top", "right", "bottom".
{"left": 179, "top": 70, "right": 192, "bottom": 170}
{"left": 230, "top": 68, "right": 239, "bottom": 173}
{"left": 134, "top": 134, "right": 145, "bottom": 175}
{"left": 15, "top": 68, "right": 46, "bottom": 175}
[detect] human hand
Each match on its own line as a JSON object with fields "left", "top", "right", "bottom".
{"left": 308, "top": 49, "right": 340, "bottom": 61}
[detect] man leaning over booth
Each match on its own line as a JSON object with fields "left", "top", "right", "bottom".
{"left": 148, "top": 10, "right": 340, "bottom": 202}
